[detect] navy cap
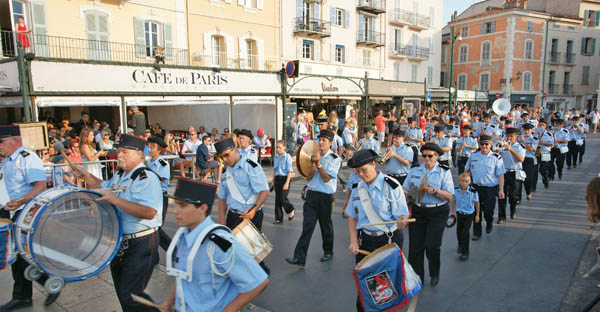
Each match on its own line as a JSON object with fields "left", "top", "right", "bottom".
{"left": 538, "top": 118, "right": 547, "bottom": 124}
{"left": 348, "top": 149, "right": 378, "bottom": 168}
{"left": 462, "top": 124, "right": 472, "bottom": 130}
{"left": 479, "top": 135, "right": 492, "bottom": 142}
{"left": 363, "top": 126, "right": 373, "bottom": 133}
{"left": 316, "top": 116, "right": 328, "bottom": 124}
{"left": 393, "top": 128, "right": 406, "bottom": 136}
{"left": 522, "top": 123, "right": 534, "bottom": 130}
{"left": 434, "top": 124, "right": 445, "bottom": 132}
{"left": 504, "top": 119, "right": 513, "bottom": 124}
{"left": 148, "top": 136, "right": 167, "bottom": 148}
{"left": 318, "top": 130, "right": 334, "bottom": 141}
{"left": 407, "top": 117, "right": 414, "bottom": 123}
{"left": 506, "top": 127, "right": 520, "bottom": 135}
{"left": 556, "top": 118, "right": 565, "bottom": 124}
{"left": 571, "top": 116, "right": 579, "bottom": 121}
{"left": 0, "top": 125, "right": 20, "bottom": 138}
{"left": 239, "top": 129, "right": 253, "bottom": 138}
{"left": 482, "top": 113, "right": 491, "bottom": 119}
{"left": 449, "top": 117, "right": 457, "bottom": 123}
{"left": 521, "top": 112, "right": 529, "bottom": 117}
{"left": 168, "top": 177, "right": 217, "bottom": 206}
{"left": 115, "top": 134, "right": 146, "bottom": 151}
{"left": 420, "top": 142, "right": 443, "bottom": 155}
{"left": 215, "top": 138, "right": 236, "bottom": 155}
{"left": 431, "top": 116, "right": 440, "bottom": 121}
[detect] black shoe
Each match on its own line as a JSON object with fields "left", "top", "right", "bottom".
{"left": 574, "top": 165, "right": 577, "bottom": 169}
{"left": 567, "top": 166, "right": 571, "bottom": 170}
{"left": 472, "top": 235, "right": 480, "bottom": 241}
{"left": 544, "top": 180, "right": 549, "bottom": 189}
{"left": 430, "top": 276, "right": 439, "bottom": 287}
{"left": 460, "top": 254, "right": 469, "bottom": 261}
{"left": 558, "top": 173, "right": 562, "bottom": 180}
{"left": 510, "top": 212, "right": 516, "bottom": 219}
{"left": 285, "top": 257, "right": 305, "bottom": 267}
{"left": 498, "top": 219, "right": 506, "bottom": 225}
{"left": 0, "top": 299, "right": 33, "bottom": 312}
{"left": 273, "top": 220, "right": 282, "bottom": 224}
{"left": 456, "top": 246, "right": 461, "bottom": 253}
{"left": 288, "top": 210, "right": 295, "bottom": 221}
{"left": 486, "top": 223, "right": 493, "bottom": 234}
{"left": 45, "top": 292, "right": 60, "bottom": 306}
{"left": 320, "top": 254, "right": 334, "bottom": 262}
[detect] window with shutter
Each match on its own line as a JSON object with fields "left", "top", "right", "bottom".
{"left": 523, "top": 72, "right": 531, "bottom": 91}
{"left": 134, "top": 17, "right": 146, "bottom": 58}
{"left": 85, "top": 11, "right": 110, "bottom": 61}
{"left": 427, "top": 66, "right": 433, "bottom": 86}
{"left": 582, "top": 66, "right": 590, "bottom": 85}
{"left": 394, "top": 62, "right": 400, "bottom": 80}
{"left": 525, "top": 40, "right": 533, "bottom": 59}
{"left": 411, "top": 64, "right": 418, "bottom": 82}
{"left": 458, "top": 74, "right": 467, "bottom": 90}
{"left": 481, "top": 42, "right": 491, "bottom": 65}
{"left": 479, "top": 73, "right": 489, "bottom": 91}
{"left": 31, "top": 2, "right": 48, "bottom": 57}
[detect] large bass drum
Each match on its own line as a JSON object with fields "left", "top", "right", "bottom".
{"left": 14, "top": 187, "right": 122, "bottom": 293}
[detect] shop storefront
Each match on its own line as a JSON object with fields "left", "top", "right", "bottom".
{"left": 0, "top": 59, "right": 24, "bottom": 124}
{"left": 545, "top": 96, "right": 575, "bottom": 112}
{"left": 367, "top": 79, "right": 425, "bottom": 119}
{"left": 510, "top": 94, "right": 537, "bottom": 108}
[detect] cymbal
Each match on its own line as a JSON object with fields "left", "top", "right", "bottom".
{"left": 296, "top": 140, "right": 318, "bottom": 179}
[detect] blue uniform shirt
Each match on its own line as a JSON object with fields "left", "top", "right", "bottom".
{"left": 457, "top": 135, "right": 479, "bottom": 157}
{"left": 238, "top": 146, "right": 258, "bottom": 162}
{"left": 403, "top": 163, "right": 455, "bottom": 205}
{"left": 539, "top": 131, "right": 554, "bottom": 154}
{"left": 407, "top": 127, "right": 423, "bottom": 146}
{"left": 345, "top": 172, "right": 409, "bottom": 232}
{"left": 484, "top": 123, "right": 502, "bottom": 137}
{"left": 358, "top": 136, "right": 380, "bottom": 154}
{"left": 147, "top": 156, "right": 170, "bottom": 193}
{"left": 332, "top": 134, "right": 344, "bottom": 152}
{"left": 568, "top": 124, "right": 584, "bottom": 140}
{"left": 218, "top": 155, "right": 269, "bottom": 212}
{"left": 553, "top": 128, "right": 569, "bottom": 148}
{"left": 273, "top": 152, "right": 293, "bottom": 176}
{"left": 384, "top": 143, "right": 413, "bottom": 176}
{"left": 466, "top": 151, "right": 506, "bottom": 187}
{"left": 447, "top": 125, "right": 461, "bottom": 143}
{"left": 174, "top": 217, "right": 268, "bottom": 312}
{"left": 472, "top": 121, "right": 484, "bottom": 137}
{"left": 500, "top": 142, "right": 525, "bottom": 170}
{"left": 307, "top": 150, "right": 341, "bottom": 194}
{"left": 349, "top": 171, "right": 362, "bottom": 186}
{"left": 1, "top": 146, "right": 46, "bottom": 201}
{"left": 101, "top": 162, "right": 163, "bottom": 234}
{"left": 453, "top": 187, "right": 479, "bottom": 214}
{"left": 431, "top": 135, "right": 452, "bottom": 160}
{"left": 520, "top": 134, "right": 539, "bottom": 158}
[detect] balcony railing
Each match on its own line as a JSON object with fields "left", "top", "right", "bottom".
{"left": 357, "top": 31, "right": 385, "bottom": 47}
{"left": 564, "top": 53, "right": 575, "bottom": 65}
{"left": 293, "top": 17, "right": 331, "bottom": 38}
{"left": 390, "top": 44, "right": 430, "bottom": 60}
{"left": 389, "top": 9, "right": 431, "bottom": 30}
{"left": 357, "top": 0, "right": 386, "bottom": 14}
{"left": 563, "top": 84, "right": 574, "bottom": 95}
{"left": 549, "top": 51, "right": 561, "bottom": 64}
{"left": 548, "top": 83, "right": 559, "bottom": 95}
{"left": 0, "top": 30, "right": 280, "bottom": 70}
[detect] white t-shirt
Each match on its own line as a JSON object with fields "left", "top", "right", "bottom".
{"left": 182, "top": 139, "right": 201, "bottom": 160}
{"left": 343, "top": 127, "right": 355, "bottom": 145}
{"left": 593, "top": 112, "right": 600, "bottom": 124}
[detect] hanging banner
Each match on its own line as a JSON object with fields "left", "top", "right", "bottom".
{"left": 288, "top": 75, "right": 364, "bottom": 96}
{"left": 29, "top": 61, "right": 282, "bottom": 95}
{"left": 0, "top": 61, "right": 20, "bottom": 92}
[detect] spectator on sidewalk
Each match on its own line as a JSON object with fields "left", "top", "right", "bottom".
{"left": 128, "top": 106, "right": 146, "bottom": 137}
{"left": 71, "top": 111, "right": 90, "bottom": 137}
{"left": 178, "top": 130, "right": 201, "bottom": 179}
{"left": 196, "top": 135, "right": 220, "bottom": 182}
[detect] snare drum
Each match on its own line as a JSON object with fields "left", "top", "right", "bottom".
{"left": 353, "top": 244, "right": 421, "bottom": 312}
{"left": 14, "top": 187, "right": 122, "bottom": 285}
{"left": 232, "top": 218, "right": 272, "bottom": 263}
{"left": 0, "top": 218, "right": 16, "bottom": 270}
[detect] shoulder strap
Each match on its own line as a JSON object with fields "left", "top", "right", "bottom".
{"left": 225, "top": 170, "right": 257, "bottom": 206}
{"left": 357, "top": 181, "right": 398, "bottom": 233}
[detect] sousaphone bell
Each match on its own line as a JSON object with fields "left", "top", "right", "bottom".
{"left": 296, "top": 140, "right": 319, "bottom": 179}
{"left": 492, "top": 98, "right": 511, "bottom": 116}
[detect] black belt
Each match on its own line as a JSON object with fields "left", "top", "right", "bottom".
{"left": 415, "top": 202, "right": 448, "bottom": 208}
{"left": 457, "top": 211, "right": 474, "bottom": 216}
{"left": 361, "top": 228, "right": 397, "bottom": 237}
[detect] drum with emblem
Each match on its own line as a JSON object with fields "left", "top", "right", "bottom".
{"left": 0, "top": 218, "right": 16, "bottom": 270}
{"left": 352, "top": 244, "right": 421, "bottom": 312}
{"left": 14, "top": 187, "right": 122, "bottom": 293}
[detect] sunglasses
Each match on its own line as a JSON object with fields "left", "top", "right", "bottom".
{"left": 72, "top": 145, "right": 80, "bottom": 148}
{"left": 422, "top": 154, "right": 436, "bottom": 158}
{"left": 41, "top": 152, "right": 49, "bottom": 156}
{"left": 480, "top": 143, "right": 491, "bottom": 146}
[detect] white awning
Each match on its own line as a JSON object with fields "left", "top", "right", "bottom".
{"left": 233, "top": 96, "right": 276, "bottom": 105}
{"left": 36, "top": 97, "right": 121, "bottom": 107}
{"left": 0, "top": 96, "right": 23, "bottom": 107}
{"left": 321, "top": 96, "right": 362, "bottom": 100}
{"left": 126, "top": 96, "right": 229, "bottom": 106}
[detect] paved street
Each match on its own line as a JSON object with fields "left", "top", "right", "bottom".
{"left": 1, "top": 136, "right": 598, "bottom": 311}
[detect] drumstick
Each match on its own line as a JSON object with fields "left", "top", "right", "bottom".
{"left": 131, "top": 294, "right": 162, "bottom": 309}
{"left": 360, "top": 219, "right": 416, "bottom": 227}
{"left": 53, "top": 142, "right": 77, "bottom": 171}
{"left": 358, "top": 249, "right": 370, "bottom": 255}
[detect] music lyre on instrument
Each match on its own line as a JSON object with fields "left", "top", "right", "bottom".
{"left": 296, "top": 140, "right": 319, "bottom": 179}
{"left": 131, "top": 294, "right": 163, "bottom": 309}
{"left": 360, "top": 219, "right": 416, "bottom": 227}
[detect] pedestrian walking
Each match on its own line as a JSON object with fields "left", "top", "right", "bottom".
{"left": 449, "top": 173, "right": 479, "bottom": 261}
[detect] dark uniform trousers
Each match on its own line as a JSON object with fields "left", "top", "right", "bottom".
{"left": 456, "top": 212, "right": 474, "bottom": 256}
{"left": 226, "top": 209, "right": 270, "bottom": 275}
{"left": 550, "top": 147, "right": 565, "bottom": 179}
{"left": 451, "top": 142, "right": 458, "bottom": 167}
{"left": 498, "top": 171, "right": 521, "bottom": 220}
{"left": 9, "top": 211, "right": 48, "bottom": 300}
{"left": 472, "top": 185, "right": 498, "bottom": 237}
{"left": 579, "top": 139, "right": 586, "bottom": 163}
{"left": 408, "top": 204, "right": 449, "bottom": 282}
{"left": 158, "top": 193, "right": 171, "bottom": 251}
{"left": 410, "top": 146, "right": 419, "bottom": 166}
{"left": 293, "top": 190, "right": 334, "bottom": 261}
{"left": 355, "top": 230, "right": 404, "bottom": 312}
{"left": 522, "top": 157, "right": 537, "bottom": 196}
{"left": 457, "top": 156, "right": 469, "bottom": 175}
{"left": 274, "top": 175, "right": 295, "bottom": 222}
{"left": 566, "top": 140, "right": 580, "bottom": 168}
{"left": 539, "top": 159, "right": 552, "bottom": 184}
{"left": 111, "top": 231, "right": 159, "bottom": 312}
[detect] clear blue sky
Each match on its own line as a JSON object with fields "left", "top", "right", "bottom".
{"left": 443, "top": 0, "right": 479, "bottom": 25}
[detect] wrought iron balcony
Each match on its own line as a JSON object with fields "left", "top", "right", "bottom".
{"left": 548, "top": 51, "right": 561, "bottom": 64}
{"left": 357, "top": 31, "right": 385, "bottom": 47}
{"left": 564, "top": 53, "right": 575, "bottom": 65}
{"left": 357, "top": 0, "right": 386, "bottom": 15}
{"left": 389, "top": 44, "right": 429, "bottom": 60}
{"left": 562, "top": 84, "right": 574, "bottom": 95}
{"left": 293, "top": 17, "right": 331, "bottom": 38}
{"left": 547, "top": 83, "right": 559, "bottom": 95}
{"left": 389, "top": 8, "right": 431, "bottom": 30}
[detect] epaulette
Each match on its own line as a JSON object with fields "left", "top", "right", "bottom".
{"left": 20, "top": 150, "right": 29, "bottom": 157}
{"left": 132, "top": 167, "right": 149, "bottom": 180}
{"left": 116, "top": 169, "right": 124, "bottom": 176}
{"left": 439, "top": 163, "right": 450, "bottom": 170}
{"left": 562, "top": 129, "right": 569, "bottom": 133}
{"left": 201, "top": 225, "right": 232, "bottom": 252}
{"left": 411, "top": 164, "right": 420, "bottom": 168}
{"left": 384, "top": 176, "right": 399, "bottom": 189}
{"left": 494, "top": 152, "right": 502, "bottom": 159}
{"left": 247, "top": 158, "right": 258, "bottom": 168}
{"left": 331, "top": 153, "right": 339, "bottom": 159}
{"left": 250, "top": 148, "right": 256, "bottom": 153}
{"left": 159, "top": 159, "right": 167, "bottom": 167}
{"left": 469, "top": 186, "right": 477, "bottom": 193}
{"left": 352, "top": 183, "right": 359, "bottom": 189}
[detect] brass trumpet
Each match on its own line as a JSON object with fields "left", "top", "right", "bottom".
{"left": 356, "top": 141, "right": 365, "bottom": 151}
{"left": 378, "top": 148, "right": 393, "bottom": 165}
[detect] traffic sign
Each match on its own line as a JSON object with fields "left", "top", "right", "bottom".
{"left": 286, "top": 60, "right": 299, "bottom": 78}
{"left": 426, "top": 90, "right": 431, "bottom": 102}
{"left": 496, "top": 93, "right": 500, "bottom": 98}
{"left": 543, "top": 92, "right": 547, "bottom": 98}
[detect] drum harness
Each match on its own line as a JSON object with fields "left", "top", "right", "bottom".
{"left": 224, "top": 159, "right": 260, "bottom": 216}
{"left": 110, "top": 167, "right": 161, "bottom": 258}
{"left": 166, "top": 224, "right": 236, "bottom": 312}
{"left": 357, "top": 177, "right": 402, "bottom": 244}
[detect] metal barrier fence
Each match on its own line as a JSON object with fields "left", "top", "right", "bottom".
{"left": 44, "top": 159, "right": 119, "bottom": 189}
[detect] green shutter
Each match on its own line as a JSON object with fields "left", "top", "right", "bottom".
{"left": 581, "top": 38, "right": 586, "bottom": 55}
{"left": 596, "top": 11, "right": 600, "bottom": 26}
{"left": 134, "top": 17, "right": 146, "bottom": 58}
{"left": 31, "top": 2, "right": 48, "bottom": 57}
{"left": 592, "top": 38, "right": 596, "bottom": 55}
{"left": 163, "top": 22, "right": 173, "bottom": 60}
{"left": 585, "top": 10, "right": 589, "bottom": 26}
{"left": 97, "top": 14, "right": 110, "bottom": 61}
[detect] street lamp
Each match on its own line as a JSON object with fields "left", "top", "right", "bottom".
{"left": 448, "top": 27, "right": 462, "bottom": 115}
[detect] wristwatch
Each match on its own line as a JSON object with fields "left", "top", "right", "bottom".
{"left": 316, "top": 164, "right": 322, "bottom": 169}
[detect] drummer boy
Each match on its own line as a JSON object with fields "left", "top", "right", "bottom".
{"left": 160, "top": 178, "right": 268, "bottom": 312}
